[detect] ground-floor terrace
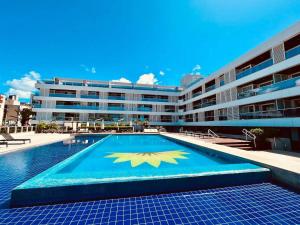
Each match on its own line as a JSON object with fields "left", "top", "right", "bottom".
{"left": 0, "top": 132, "right": 300, "bottom": 224}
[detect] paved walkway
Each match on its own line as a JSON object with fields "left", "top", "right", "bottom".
{"left": 0, "top": 132, "right": 72, "bottom": 155}
{"left": 162, "top": 132, "right": 300, "bottom": 189}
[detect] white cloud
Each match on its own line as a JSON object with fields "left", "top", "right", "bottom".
{"left": 81, "top": 64, "right": 96, "bottom": 74}
{"left": 6, "top": 71, "right": 41, "bottom": 99}
{"left": 159, "top": 70, "right": 165, "bottom": 76}
{"left": 192, "top": 64, "right": 201, "bottom": 72}
{"left": 112, "top": 77, "right": 131, "bottom": 83}
{"left": 90, "top": 67, "right": 96, "bottom": 74}
{"left": 137, "top": 73, "right": 158, "bottom": 85}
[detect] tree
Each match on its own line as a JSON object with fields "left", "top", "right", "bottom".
{"left": 20, "top": 108, "right": 34, "bottom": 126}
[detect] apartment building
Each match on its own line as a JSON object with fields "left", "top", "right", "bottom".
{"left": 32, "top": 21, "right": 300, "bottom": 136}
{"left": 0, "top": 95, "right": 5, "bottom": 125}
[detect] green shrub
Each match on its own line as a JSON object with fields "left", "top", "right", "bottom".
{"left": 250, "top": 128, "right": 264, "bottom": 137}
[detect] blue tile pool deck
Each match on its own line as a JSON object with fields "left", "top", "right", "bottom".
{"left": 0, "top": 135, "right": 299, "bottom": 224}
{"left": 11, "top": 135, "right": 269, "bottom": 207}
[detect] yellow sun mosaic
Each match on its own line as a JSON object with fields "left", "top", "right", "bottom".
{"left": 105, "top": 150, "right": 189, "bottom": 168}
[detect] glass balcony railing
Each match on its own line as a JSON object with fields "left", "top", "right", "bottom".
{"left": 107, "top": 106, "right": 125, "bottom": 111}
{"left": 33, "top": 104, "right": 41, "bottom": 108}
{"left": 239, "top": 107, "right": 300, "bottom": 120}
{"left": 53, "top": 117, "right": 80, "bottom": 121}
{"left": 137, "top": 107, "right": 152, "bottom": 112}
{"left": 141, "top": 98, "right": 168, "bottom": 102}
{"left": 87, "top": 83, "right": 109, "bottom": 88}
{"left": 49, "top": 93, "right": 76, "bottom": 98}
{"left": 108, "top": 96, "right": 125, "bottom": 100}
{"left": 62, "top": 82, "right": 84, "bottom": 86}
{"left": 80, "top": 95, "right": 100, "bottom": 99}
{"left": 237, "top": 76, "right": 300, "bottom": 99}
{"left": 56, "top": 105, "right": 99, "bottom": 110}
{"left": 285, "top": 45, "right": 300, "bottom": 59}
{"left": 205, "top": 85, "right": 216, "bottom": 92}
{"left": 192, "top": 92, "right": 202, "bottom": 98}
{"left": 236, "top": 58, "right": 273, "bottom": 80}
{"left": 201, "top": 100, "right": 216, "bottom": 108}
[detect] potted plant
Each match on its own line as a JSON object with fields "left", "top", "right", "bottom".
{"left": 249, "top": 128, "right": 265, "bottom": 150}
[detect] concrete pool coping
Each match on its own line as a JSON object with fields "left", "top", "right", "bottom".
{"left": 161, "top": 133, "right": 300, "bottom": 190}
{"left": 10, "top": 134, "right": 270, "bottom": 207}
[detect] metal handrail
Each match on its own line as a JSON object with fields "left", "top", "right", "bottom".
{"left": 208, "top": 129, "right": 219, "bottom": 138}
{"left": 242, "top": 129, "right": 256, "bottom": 148}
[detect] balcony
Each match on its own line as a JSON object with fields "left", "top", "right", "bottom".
{"left": 237, "top": 76, "right": 300, "bottom": 99}
{"left": 56, "top": 105, "right": 99, "bottom": 110}
{"left": 239, "top": 107, "right": 300, "bottom": 119}
{"left": 201, "top": 100, "right": 216, "bottom": 108}
{"left": 285, "top": 45, "right": 300, "bottom": 59}
{"left": 62, "top": 82, "right": 84, "bottom": 86}
{"left": 219, "top": 115, "right": 228, "bottom": 121}
{"left": 236, "top": 58, "right": 273, "bottom": 80}
{"left": 161, "top": 119, "right": 173, "bottom": 122}
{"left": 192, "top": 92, "right": 202, "bottom": 98}
{"left": 33, "top": 104, "right": 41, "bottom": 108}
{"left": 80, "top": 95, "right": 100, "bottom": 99}
{"left": 141, "top": 98, "right": 168, "bottom": 102}
{"left": 107, "top": 106, "right": 125, "bottom": 111}
{"left": 137, "top": 107, "right": 152, "bottom": 112}
{"left": 108, "top": 96, "right": 125, "bottom": 100}
{"left": 205, "top": 85, "right": 216, "bottom": 93}
{"left": 52, "top": 116, "right": 79, "bottom": 121}
{"left": 88, "top": 83, "right": 109, "bottom": 88}
{"left": 49, "top": 93, "right": 76, "bottom": 98}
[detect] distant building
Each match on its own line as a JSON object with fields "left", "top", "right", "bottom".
{"left": 0, "top": 95, "right": 5, "bottom": 126}
{"left": 4, "top": 95, "right": 32, "bottom": 126}
{"left": 4, "top": 95, "right": 21, "bottom": 125}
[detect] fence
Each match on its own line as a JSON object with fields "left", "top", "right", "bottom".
{"left": 0, "top": 126, "right": 36, "bottom": 134}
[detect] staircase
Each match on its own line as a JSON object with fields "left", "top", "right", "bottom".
{"left": 214, "top": 138, "right": 254, "bottom": 150}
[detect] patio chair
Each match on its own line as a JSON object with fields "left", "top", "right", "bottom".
{"left": 0, "top": 141, "right": 8, "bottom": 147}
{"left": 1, "top": 133, "right": 31, "bottom": 144}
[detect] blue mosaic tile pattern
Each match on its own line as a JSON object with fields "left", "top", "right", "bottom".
{"left": 0, "top": 135, "right": 300, "bottom": 224}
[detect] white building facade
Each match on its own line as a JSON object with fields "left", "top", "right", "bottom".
{"left": 32, "top": 22, "right": 300, "bottom": 129}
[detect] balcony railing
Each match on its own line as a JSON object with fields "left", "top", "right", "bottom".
{"left": 236, "top": 58, "right": 273, "bottom": 80}
{"left": 80, "top": 95, "right": 100, "bottom": 99}
{"left": 192, "top": 92, "right": 202, "bottom": 98}
{"left": 107, "top": 106, "right": 125, "bottom": 111}
{"left": 201, "top": 100, "right": 216, "bottom": 108}
{"left": 205, "top": 116, "right": 214, "bottom": 121}
{"left": 137, "top": 107, "right": 152, "bottom": 112}
{"left": 239, "top": 107, "right": 300, "bottom": 119}
{"left": 141, "top": 98, "right": 168, "bottom": 102}
{"left": 33, "top": 104, "right": 41, "bottom": 108}
{"left": 237, "top": 76, "right": 300, "bottom": 99}
{"left": 205, "top": 84, "right": 216, "bottom": 92}
{"left": 49, "top": 93, "right": 76, "bottom": 98}
{"left": 161, "top": 119, "right": 173, "bottom": 122}
{"left": 56, "top": 105, "right": 99, "bottom": 110}
{"left": 52, "top": 116, "right": 80, "bottom": 121}
{"left": 285, "top": 45, "right": 300, "bottom": 59}
{"left": 62, "top": 82, "right": 84, "bottom": 86}
{"left": 88, "top": 83, "right": 109, "bottom": 88}
{"left": 108, "top": 96, "right": 125, "bottom": 100}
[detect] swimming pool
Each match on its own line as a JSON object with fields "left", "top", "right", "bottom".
{"left": 11, "top": 134, "right": 270, "bottom": 207}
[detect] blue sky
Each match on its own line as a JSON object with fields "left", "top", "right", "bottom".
{"left": 1, "top": 0, "right": 300, "bottom": 101}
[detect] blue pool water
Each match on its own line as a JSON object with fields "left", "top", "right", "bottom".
{"left": 15, "top": 135, "right": 265, "bottom": 189}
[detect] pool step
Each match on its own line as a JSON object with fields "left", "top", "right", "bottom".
{"left": 215, "top": 140, "right": 254, "bottom": 150}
